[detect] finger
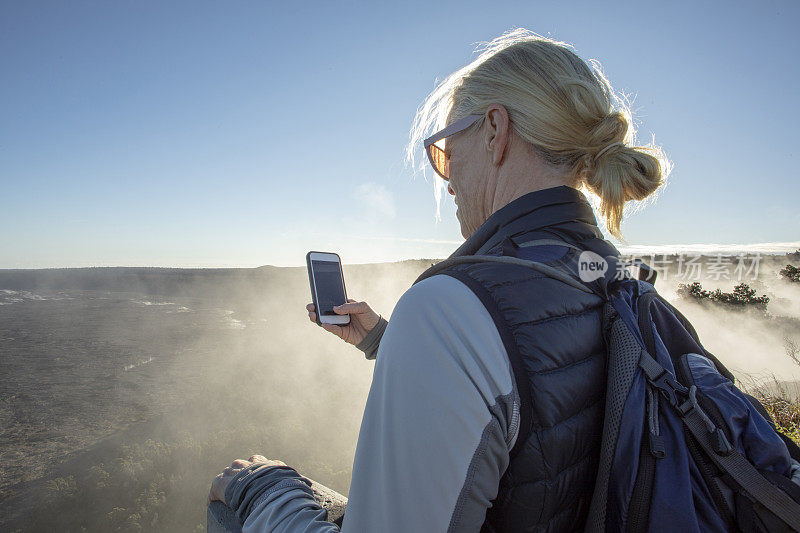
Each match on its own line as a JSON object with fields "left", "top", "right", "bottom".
{"left": 321, "top": 322, "right": 343, "bottom": 337}
{"left": 209, "top": 474, "right": 226, "bottom": 503}
{"left": 306, "top": 303, "right": 314, "bottom": 311}
{"left": 334, "top": 301, "right": 369, "bottom": 315}
{"left": 230, "top": 459, "right": 250, "bottom": 469}
{"left": 249, "top": 454, "right": 268, "bottom": 462}
{"left": 212, "top": 473, "right": 230, "bottom": 502}
{"left": 308, "top": 311, "right": 316, "bottom": 322}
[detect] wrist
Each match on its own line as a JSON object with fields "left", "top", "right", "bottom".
{"left": 356, "top": 315, "right": 389, "bottom": 360}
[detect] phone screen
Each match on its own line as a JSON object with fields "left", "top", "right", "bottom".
{"left": 312, "top": 260, "right": 346, "bottom": 316}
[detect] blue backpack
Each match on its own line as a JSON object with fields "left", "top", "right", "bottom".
{"left": 421, "top": 239, "right": 800, "bottom": 532}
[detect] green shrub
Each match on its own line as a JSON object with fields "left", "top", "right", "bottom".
{"left": 676, "top": 281, "right": 770, "bottom": 312}
{"left": 759, "top": 395, "right": 800, "bottom": 445}
{"left": 780, "top": 264, "right": 800, "bottom": 283}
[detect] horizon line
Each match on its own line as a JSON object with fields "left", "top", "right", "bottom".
{"left": 1, "top": 241, "right": 798, "bottom": 271}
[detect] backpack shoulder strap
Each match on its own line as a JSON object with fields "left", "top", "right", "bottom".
{"left": 584, "top": 301, "right": 640, "bottom": 531}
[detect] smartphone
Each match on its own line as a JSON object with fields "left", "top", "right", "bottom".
{"left": 306, "top": 251, "right": 350, "bottom": 326}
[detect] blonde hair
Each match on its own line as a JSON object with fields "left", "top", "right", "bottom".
{"left": 407, "top": 28, "right": 672, "bottom": 240}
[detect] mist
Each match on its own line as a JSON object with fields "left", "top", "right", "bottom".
{"left": 0, "top": 260, "right": 435, "bottom": 531}
{"left": 0, "top": 252, "right": 798, "bottom": 531}
{"left": 650, "top": 253, "right": 800, "bottom": 389}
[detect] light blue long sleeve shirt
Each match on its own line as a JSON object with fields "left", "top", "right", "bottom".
{"left": 227, "top": 274, "right": 520, "bottom": 532}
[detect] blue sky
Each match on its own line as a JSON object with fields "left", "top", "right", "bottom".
{"left": 1, "top": 1, "right": 798, "bottom": 268}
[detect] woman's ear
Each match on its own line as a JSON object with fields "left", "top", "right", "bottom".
{"left": 484, "top": 104, "right": 510, "bottom": 166}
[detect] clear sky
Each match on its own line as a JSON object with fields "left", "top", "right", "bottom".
{"left": 1, "top": 1, "right": 798, "bottom": 268}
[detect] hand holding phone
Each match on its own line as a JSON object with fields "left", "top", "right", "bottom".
{"left": 306, "top": 251, "right": 380, "bottom": 345}
{"left": 306, "top": 299, "right": 381, "bottom": 346}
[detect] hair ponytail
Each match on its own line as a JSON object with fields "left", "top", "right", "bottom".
{"left": 579, "top": 141, "right": 666, "bottom": 239}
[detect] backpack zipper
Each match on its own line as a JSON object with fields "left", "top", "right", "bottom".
{"left": 626, "top": 439, "right": 655, "bottom": 533}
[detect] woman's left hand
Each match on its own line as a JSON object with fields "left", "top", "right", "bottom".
{"left": 208, "top": 455, "right": 286, "bottom": 506}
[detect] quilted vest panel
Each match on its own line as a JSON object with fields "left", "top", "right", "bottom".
{"left": 441, "top": 245, "right": 608, "bottom": 532}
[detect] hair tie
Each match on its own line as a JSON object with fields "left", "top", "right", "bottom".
{"left": 594, "top": 141, "right": 625, "bottom": 161}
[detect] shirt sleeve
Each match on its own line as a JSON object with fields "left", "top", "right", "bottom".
{"left": 241, "top": 483, "right": 336, "bottom": 533}
{"left": 342, "top": 273, "right": 519, "bottom": 532}
{"left": 226, "top": 464, "right": 338, "bottom": 533}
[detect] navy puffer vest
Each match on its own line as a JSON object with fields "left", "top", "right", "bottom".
{"left": 434, "top": 186, "right": 621, "bottom": 532}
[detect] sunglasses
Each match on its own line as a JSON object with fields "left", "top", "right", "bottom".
{"left": 423, "top": 114, "right": 483, "bottom": 180}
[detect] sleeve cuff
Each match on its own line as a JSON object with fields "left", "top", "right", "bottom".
{"left": 355, "top": 315, "right": 388, "bottom": 360}
{"left": 225, "top": 464, "right": 314, "bottom": 523}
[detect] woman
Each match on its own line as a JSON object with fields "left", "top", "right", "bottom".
{"left": 209, "top": 28, "right": 668, "bottom": 532}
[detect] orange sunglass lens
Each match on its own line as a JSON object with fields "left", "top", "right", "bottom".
{"left": 428, "top": 144, "right": 449, "bottom": 179}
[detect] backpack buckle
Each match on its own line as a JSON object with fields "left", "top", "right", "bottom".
{"left": 678, "top": 385, "right": 736, "bottom": 456}
{"left": 647, "top": 370, "right": 689, "bottom": 408}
